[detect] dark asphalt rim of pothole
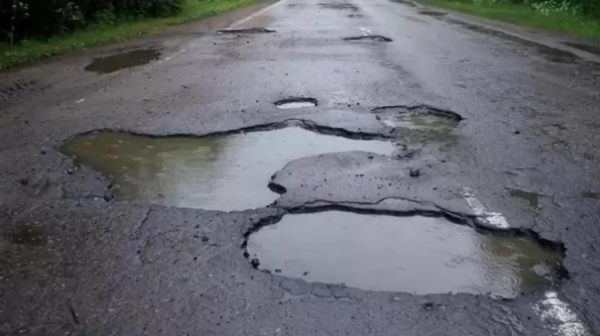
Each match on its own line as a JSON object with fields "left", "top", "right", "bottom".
{"left": 217, "top": 27, "right": 276, "bottom": 34}
{"left": 240, "top": 205, "right": 569, "bottom": 290}
{"left": 371, "top": 104, "right": 464, "bottom": 121}
{"left": 343, "top": 35, "right": 393, "bottom": 42}
{"left": 273, "top": 97, "right": 319, "bottom": 108}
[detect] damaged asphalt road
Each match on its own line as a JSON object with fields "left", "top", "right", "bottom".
{"left": 1, "top": 0, "right": 600, "bottom": 335}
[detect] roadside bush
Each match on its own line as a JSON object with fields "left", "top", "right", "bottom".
{"left": 0, "top": 0, "right": 186, "bottom": 44}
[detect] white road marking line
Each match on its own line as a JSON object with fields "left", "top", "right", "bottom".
{"left": 74, "top": 98, "right": 85, "bottom": 104}
{"left": 462, "top": 187, "right": 509, "bottom": 229}
{"left": 535, "top": 291, "right": 588, "bottom": 336}
{"left": 230, "top": 0, "right": 289, "bottom": 28}
{"left": 462, "top": 188, "right": 587, "bottom": 334}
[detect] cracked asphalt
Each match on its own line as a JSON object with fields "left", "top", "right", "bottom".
{"left": 1, "top": 0, "right": 600, "bottom": 334}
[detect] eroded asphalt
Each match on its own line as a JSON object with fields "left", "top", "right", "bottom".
{"left": 1, "top": 0, "right": 600, "bottom": 334}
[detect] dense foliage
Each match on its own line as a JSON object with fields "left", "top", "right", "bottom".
{"left": 1, "top": 0, "right": 185, "bottom": 44}
{"left": 453, "top": 0, "right": 600, "bottom": 19}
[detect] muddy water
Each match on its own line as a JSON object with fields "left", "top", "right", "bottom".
{"left": 62, "top": 128, "right": 394, "bottom": 211}
{"left": 247, "top": 212, "right": 562, "bottom": 297}
{"left": 381, "top": 113, "right": 459, "bottom": 131}
{"left": 85, "top": 48, "right": 161, "bottom": 74}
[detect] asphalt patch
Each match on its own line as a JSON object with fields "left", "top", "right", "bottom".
{"left": 217, "top": 27, "right": 276, "bottom": 34}
{"left": 274, "top": 97, "right": 318, "bottom": 109}
{"left": 562, "top": 41, "right": 600, "bottom": 56}
{"left": 84, "top": 48, "right": 161, "bottom": 74}
{"left": 0, "top": 79, "right": 45, "bottom": 107}
{"left": 61, "top": 126, "right": 394, "bottom": 211}
{"left": 245, "top": 210, "right": 564, "bottom": 298}
{"left": 507, "top": 188, "right": 540, "bottom": 209}
{"left": 343, "top": 35, "right": 393, "bottom": 42}
{"left": 4, "top": 223, "right": 46, "bottom": 246}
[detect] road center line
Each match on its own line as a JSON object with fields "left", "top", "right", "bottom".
{"left": 535, "top": 291, "right": 588, "bottom": 336}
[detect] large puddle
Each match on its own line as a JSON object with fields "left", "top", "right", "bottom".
{"left": 246, "top": 211, "right": 562, "bottom": 297}
{"left": 62, "top": 128, "right": 394, "bottom": 211}
{"left": 85, "top": 48, "right": 161, "bottom": 74}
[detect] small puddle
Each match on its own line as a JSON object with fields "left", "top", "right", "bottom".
{"left": 274, "top": 97, "right": 318, "bottom": 109}
{"left": 61, "top": 128, "right": 394, "bottom": 211}
{"left": 246, "top": 211, "right": 562, "bottom": 297}
{"left": 85, "top": 48, "right": 161, "bottom": 74}
{"left": 508, "top": 188, "right": 540, "bottom": 209}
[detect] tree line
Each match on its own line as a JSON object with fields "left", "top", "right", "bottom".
{"left": 1, "top": 0, "right": 185, "bottom": 45}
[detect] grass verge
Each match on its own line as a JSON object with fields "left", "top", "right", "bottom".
{"left": 422, "top": 0, "right": 600, "bottom": 40}
{"left": 0, "top": 0, "right": 256, "bottom": 71}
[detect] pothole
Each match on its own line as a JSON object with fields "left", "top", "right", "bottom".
{"left": 246, "top": 211, "right": 564, "bottom": 298}
{"left": 274, "top": 97, "right": 318, "bottom": 109}
{"left": 61, "top": 127, "right": 394, "bottom": 211}
{"left": 418, "top": 10, "right": 447, "bottom": 18}
{"left": 343, "top": 35, "right": 392, "bottom": 42}
{"left": 319, "top": 3, "right": 359, "bottom": 11}
{"left": 217, "top": 27, "right": 276, "bottom": 34}
{"left": 562, "top": 41, "right": 600, "bottom": 56}
{"left": 372, "top": 105, "right": 462, "bottom": 132}
{"left": 85, "top": 48, "right": 161, "bottom": 74}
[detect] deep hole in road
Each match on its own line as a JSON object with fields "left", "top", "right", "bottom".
{"left": 343, "top": 35, "right": 393, "bottom": 42}
{"left": 274, "top": 97, "right": 318, "bottom": 109}
{"left": 245, "top": 210, "right": 565, "bottom": 298}
{"left": 84, "top": 48, "right": 161, "bottom": 74}
{"left": 217, "top": 27, "right": 276, "bottom": 34}
{"left": 61, "top": 125, "right": 394, "bottom": 211}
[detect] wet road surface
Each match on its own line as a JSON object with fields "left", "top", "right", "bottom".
{"left": 1, "top": 0, "right": 599, "bottom": 335}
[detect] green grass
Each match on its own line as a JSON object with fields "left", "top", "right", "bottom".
{"left": 423, "top": 0, "right": 600, "bottom": 40}
{"left": 0, "top": 0, "right": 256, "bottom": 71}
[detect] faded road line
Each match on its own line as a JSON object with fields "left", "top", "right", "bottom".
{"left": 230, "top": 0, "right": 290, "bottom": 28}
{"left": 535, "top": 291, "right": 588, "bottom": 336}
{"left": 462, "top": 187, "right": 509, "bottom": 229}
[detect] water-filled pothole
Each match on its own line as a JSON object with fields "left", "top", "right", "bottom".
{"left": 274, "top": 97, "right": 318, "bottom": 109}
{"left": 61, "top": 127, "right": 394, "bottom": 211}
{"left": 343, "top": 35, "right": 392, "bottom": 42}
{"left": 246, "top": 211, "right": 563, "bottom": 297}
{"left": 217, "top": 27, "right": 276, "bottom": 34}
{"left": 372, "top": 105, "right": 461, "bottom": 135}
{"left": 85, "top": 48, "right": 161, "bottom": 74}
